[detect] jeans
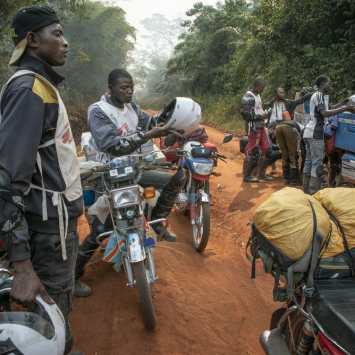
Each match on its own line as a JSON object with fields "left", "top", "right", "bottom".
{"left": 304, "top": 138, "right": 325, "bottom": 177}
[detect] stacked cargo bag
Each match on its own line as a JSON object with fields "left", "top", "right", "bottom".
{"left": 313, "top": 188, "right": 355, "bottom": 279}
{"left": 178, "top": 125, "right": 208, "bottom": 145}
{"left": 247, "top": 188, "right": 331, "bottom": 302}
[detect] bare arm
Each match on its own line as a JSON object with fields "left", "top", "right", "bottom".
{"left": 331, "top": 98, "right": 350, "bottom": 110}
{"left": 320, "top": 104, "right": 355, "bottom": 118}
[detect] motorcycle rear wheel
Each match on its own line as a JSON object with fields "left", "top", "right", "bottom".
{"left": 283, "top": 311, "right": 308, "bottom": 353}
{"left": 132, "top": 261, "right": 156, "bottom": 330}
{"left": 192, "top": 200, "right": 210, "bottom": 252}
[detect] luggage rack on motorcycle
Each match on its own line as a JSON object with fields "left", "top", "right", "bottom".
{"left": 95, "top": 218, "right": 169, "bottom": 247}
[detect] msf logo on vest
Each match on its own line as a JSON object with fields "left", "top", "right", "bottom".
{"left": 117, "top": 123, "right": 129, "bottom": 137}
{"left": 62, "top": 123, "right": 73, "bottom": 145}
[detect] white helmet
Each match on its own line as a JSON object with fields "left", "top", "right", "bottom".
{"left": 0, "top": 278, "right": 65, "bottom": 355}
{"left": 350, "top": 95, "right": 355, "bottom": 105}
{"left": 183, "top": 141, "right": 203, "bottom": 157}
{"left": 158, "top": 97, "right": 202, "bottom": 134}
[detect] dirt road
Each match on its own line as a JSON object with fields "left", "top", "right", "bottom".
{"left": 71, "top": 125, "right": 287, "bottom": 355}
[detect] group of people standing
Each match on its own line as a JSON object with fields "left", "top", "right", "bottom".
{"left": 240, "top": 76, "right": 355, "bottom": 195}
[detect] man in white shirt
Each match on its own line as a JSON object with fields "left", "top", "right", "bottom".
{"left": 303, "top": 75, "right": 355, "bottom": 194}
{"left": 74, "top": 69, "right": 187, "bottom": 298}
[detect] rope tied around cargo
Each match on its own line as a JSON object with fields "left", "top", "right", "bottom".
{"left": 325, "top": 208, "right": 355, "bottom": 279}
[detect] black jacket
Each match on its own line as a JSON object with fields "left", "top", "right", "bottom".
{"left": 0, "top": 54, "right": 83, "bottom": 260}
{"left": 263, "top": 95, "right": 310, "bottom": 121}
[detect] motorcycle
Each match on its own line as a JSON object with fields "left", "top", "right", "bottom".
{"left": 246, "top": 223, "right": 355, "bottom": 355}
{"left": 80, "top": 134, "right": 179, "bottom": 330}
{"left": 171, "top": 134, "right": 233, "bottom": 252}
{"left": 259, "top": 278, "right": 355, "bottom": 355}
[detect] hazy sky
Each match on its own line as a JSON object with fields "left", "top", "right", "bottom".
{"left": 113, "top": 0, "right": 217, "bottom": 51}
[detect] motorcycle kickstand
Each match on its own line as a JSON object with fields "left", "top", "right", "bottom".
{"left": 151, "top": 284, "right": 157, "bottom": 299}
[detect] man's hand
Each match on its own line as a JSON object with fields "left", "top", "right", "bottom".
{"left": 341, "top": 97, "right": 350, "bottom": 106}
{"left": 345, "top": 104, "right": 355, "bottom": 114}
{"left": 11, "top": 259, "right": 54, "bottom": 311}
{"left": 144, "top": 125, "right": 176, "bottom": 140}
{"left": 260, "top": 114, "right": 268, "bottom": 120}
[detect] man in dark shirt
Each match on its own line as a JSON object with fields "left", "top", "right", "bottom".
{"left": 0, "top": 6, "right": 83, "bottom": 355}
{"left": 263, "top": 87, "right": 312, "bottom": 124}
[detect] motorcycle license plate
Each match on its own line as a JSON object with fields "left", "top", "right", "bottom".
{"left": 128, "top": 233, "right": 144, "bottom": 262}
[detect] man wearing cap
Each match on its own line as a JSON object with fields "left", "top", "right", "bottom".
{"left": 0, "top": 6, "right": 83, "bottom": 355}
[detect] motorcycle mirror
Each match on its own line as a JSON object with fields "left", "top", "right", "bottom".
{"left": 164, "top": 133, "right": 178, "bottom": 147}
{"left": 223, "top": 134, "right": 233, "bottom": 144}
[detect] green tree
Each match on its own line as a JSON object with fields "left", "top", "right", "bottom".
{"left": 0, "top": 0, "right": 89, "bottom": 89}
{"left": 57, "top": 1, "right": 135, "bottom": 103}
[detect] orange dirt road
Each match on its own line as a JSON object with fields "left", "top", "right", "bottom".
{"left": 71, "top": 125, "right": 288, "bottom": 355}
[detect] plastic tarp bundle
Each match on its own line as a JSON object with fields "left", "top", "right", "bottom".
{"left": 254, "top": 187, "right": 331, "bottom": 260}
{"left": 313, "top": 188, "right": 355, "bottom": 250}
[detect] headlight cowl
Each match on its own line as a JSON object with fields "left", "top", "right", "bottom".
{"left": 111, "top": 186, "right": 141, "bottom": 208}
{"left": 192, "top": 162, "right": 213, "bottom": 175}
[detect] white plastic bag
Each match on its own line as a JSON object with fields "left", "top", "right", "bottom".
{"left": 88, "top": 194, "right": 110, "bottom": 223}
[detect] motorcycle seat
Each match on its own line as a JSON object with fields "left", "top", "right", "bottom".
{"left": 312, "top": 278, "right": 355, "bottom": 354}
{"left": 191, "top": 147, "right": 212, "bottom": 159}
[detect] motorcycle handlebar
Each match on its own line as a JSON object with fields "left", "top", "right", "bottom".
{"left": 156, "top": 162, "right": 173, "bottom": 167}
{"left": 213, "top": 153, "right": 227, "bottom": 159}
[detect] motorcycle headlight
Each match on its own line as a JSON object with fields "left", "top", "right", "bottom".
{"left": 111, "top": 186, "right": 141, "bottom": 208}
{"left": 192, "top": 162, "right": 213, "bottom": 175}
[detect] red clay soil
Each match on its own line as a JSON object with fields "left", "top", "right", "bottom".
{"left": 71, "top": 125, "right": 289, "bottom": 355}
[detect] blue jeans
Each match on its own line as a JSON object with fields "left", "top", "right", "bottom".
{"left": 304, "top": 138, "right": 325, "bottom": 177}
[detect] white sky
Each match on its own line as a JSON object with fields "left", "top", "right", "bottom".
{"left": 112, "top": 0, "right": 218, "bottom": 53}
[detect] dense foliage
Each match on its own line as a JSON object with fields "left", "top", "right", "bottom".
{"left": 0, "top": 0, "right": 89, "bottom": 89}
{"left": 57, "top": 2, "right": 135, "bottom": 104}
{"left": 154, "top": 0, "right": 355, "bottom": 132}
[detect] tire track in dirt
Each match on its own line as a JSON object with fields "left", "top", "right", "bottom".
{"left": 71, "top": 124, "right": 288, "bottom": 355}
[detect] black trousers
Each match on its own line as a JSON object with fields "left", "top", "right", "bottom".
{"left": 29, "top": 229, "right": 79, "bottom": 353}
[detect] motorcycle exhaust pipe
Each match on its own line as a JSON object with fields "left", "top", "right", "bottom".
{"left": 259, "top": 329, "right": 291, "bottom": 355}
{"left": 123, "top": 256, "right": 134, "bottom": 287}
{"left": 146, "top": 250, "right": 158, "bottom": 282}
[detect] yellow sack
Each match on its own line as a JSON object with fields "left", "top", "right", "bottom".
{"left": 313, "top": 188, "right": 355, "bottom": 250}
{"left": 254, "top": 187, "right": 330, "bottom": 260}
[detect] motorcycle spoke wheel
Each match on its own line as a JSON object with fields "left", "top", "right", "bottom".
{"left": 132, "top": 261, "right": 156, "bottom": 330}
{"left": 192, "top": 201, "right": 210, "bottom": 252}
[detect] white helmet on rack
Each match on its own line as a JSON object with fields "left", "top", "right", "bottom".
{"left": 157, "top": 97, "right": 202, "bottom": 134}
{"left": 183, "top": 141, "right": 203, "bottom": 157}
{"left": 0, "top": 278, "right": 66, "bottom": 355}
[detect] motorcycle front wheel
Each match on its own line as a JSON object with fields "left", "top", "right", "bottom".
{"left": 132, "top": 261, "right": 156, "bottom": 330}
{"left": 192, "top": 200, "right": 210, "bottom": 252}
